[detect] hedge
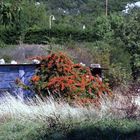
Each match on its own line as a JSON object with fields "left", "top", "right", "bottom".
{"left": 24, "top": 27, "right": 96, "bottom": 44}
{"left": 0, "top": 26, "right": 21, "bottom": 44}
{"left": 0, "top": 26, "right": 98, "bottom": 44}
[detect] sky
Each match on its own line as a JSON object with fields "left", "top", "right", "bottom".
{"left": 123, "top": 1, "right": 140, "bottom": 13}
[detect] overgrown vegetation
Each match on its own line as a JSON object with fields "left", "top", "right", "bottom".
{"left": 0, "top": 0, "right": 140, "bottom": 139}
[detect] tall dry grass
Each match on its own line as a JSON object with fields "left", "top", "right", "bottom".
{"left": 0, "top": 90, "right": 139, "bottom": 124}
{"left": 0, "top": 93, "right": 111, "bottom": 124}
{"left": 0, "top": 90, "right": 140, "bottom": 140}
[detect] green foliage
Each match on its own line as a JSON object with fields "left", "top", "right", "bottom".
{"left": 0, "top": 2, "right": 13, "bottom": 25}
{"left": 0, "top": 0, "right": 48, "bottom": 44}
{"left": 117, "top": 10, "right": 140, "bottom": 81}
{"left": 0, "top": 120, "right": 46, "bottom": 140}
{"left": 0, "top": 119, "right": 140, "bottom": 140}
{"left": 91, "top": 15, "right": 113, "bottom": 40}
{"left": 0, "top": 25, "right": 20, "bottom": 44}
{"left": 20, "top": 0, "right": 48, "bottom": 29}
{"left": 66, "top": 119, "right": 140, "bottom": 140}
{"left": 0, "top": 39, "right": 7, "bottom": 48}
{"left": 108, "top": 63, "right": 132, "bottom": 88}
{"left": 23, "top": 27, "right": 96, "bottom": 44}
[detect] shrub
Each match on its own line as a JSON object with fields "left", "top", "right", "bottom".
{"left": 0, "top": 39, "right": 7, "bottom": 48}
{"left": 107, "top": 63, "right": 132, "bottom": 88}
{"left": 0, "top": 25, "right": 20, "bottom": 44}
{"left": 29, "top": 52, "right": 111, "bottom": 106}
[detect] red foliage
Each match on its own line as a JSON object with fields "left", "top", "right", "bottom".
{"left": 30, "top": 52, "right": 112, "bottom": 105}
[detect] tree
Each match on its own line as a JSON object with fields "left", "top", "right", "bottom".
{"left": 0, "top": 2, "right": 13, "bottom": 26}
{"left": 108, "top": 11, "right": 140, "bottom": 81}
{"left": 122, "top": 10, "right": 140, "bottom": 81}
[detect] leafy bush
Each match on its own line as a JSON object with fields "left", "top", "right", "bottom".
{"left": 0, "top": 25, "right": 20, "bottom": 44}
{"left": 108, "top": 64, "right": 132, "bottom": 88}
{"left": 0, "top": 39, "right": 7, "bottom": 48}
{"left": 29, "top": 52, "right": 111, "bottom": 105}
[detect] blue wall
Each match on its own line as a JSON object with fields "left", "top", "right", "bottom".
{"left": 0, "top": 64, "right": 39, "bottom": 99}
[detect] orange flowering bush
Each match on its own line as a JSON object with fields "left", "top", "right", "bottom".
{"left": 31, "top": 75, "right": 40, "bottom": 82}
{"left": 30, "top": 52, "right": 112, "bottom": 105}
